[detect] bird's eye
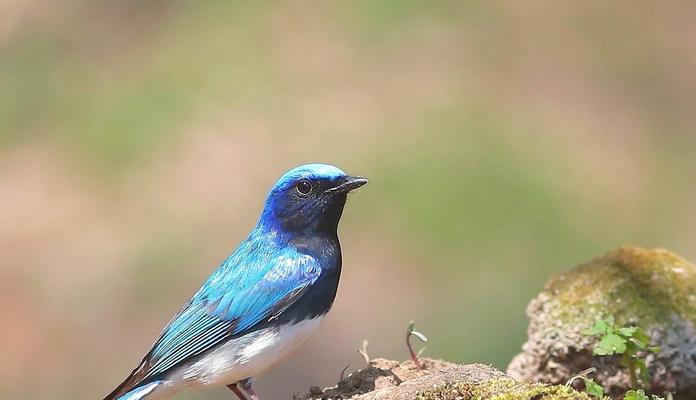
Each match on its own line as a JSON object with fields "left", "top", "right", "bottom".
{"left": 295, "top": 179, "right": 313, "bottom": 196}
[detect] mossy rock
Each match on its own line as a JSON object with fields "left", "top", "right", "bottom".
{"left": 508, "top": 246, "right": 696, "bottom": 398}
{"left": 303, "top": 359, "right": 589, "bottom": 400}
{"left": 416, "top": 377, "right": 590, "bottom": 400}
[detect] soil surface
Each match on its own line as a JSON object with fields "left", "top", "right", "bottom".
{"left": 301, "top": 358, "right": 460, "bottom": 399}
{"left": 300, "top": 358, "right": 588, "bottom": 400}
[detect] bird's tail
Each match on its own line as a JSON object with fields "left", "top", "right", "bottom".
{"left": 103, "top": 380, "right": 162, "bottom": 400}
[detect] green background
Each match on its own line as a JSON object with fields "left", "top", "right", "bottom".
{"left": 2, "top": 2, "right": 695, "bottom": 399}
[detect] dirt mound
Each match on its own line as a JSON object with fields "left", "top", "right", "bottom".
{"left": 301, "top": 358, "right": 588, "bottom": 400}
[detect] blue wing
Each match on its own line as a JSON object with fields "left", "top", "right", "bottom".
{"left": 124, "top": 245, "right": 321, "bottom": 386}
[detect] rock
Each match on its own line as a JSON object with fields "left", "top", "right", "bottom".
{"left": 507, "top": 246, "right": 696, "bottom": 398}
{"left": 309, "top": 386, "right": 324, "bottom": 396}
{"left": 301, "top": 358, "right": 589, "bottom": 400}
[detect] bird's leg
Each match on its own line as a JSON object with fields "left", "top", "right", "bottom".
{"left": 240, "top": 378, "right": 260, "bottom": 400}
{"left": 227, "top": 383, "right": 248, "bottom": 400}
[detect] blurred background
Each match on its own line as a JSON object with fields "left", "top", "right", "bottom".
{"left": 2, "top": 1, "right": 696, "bottom": 399}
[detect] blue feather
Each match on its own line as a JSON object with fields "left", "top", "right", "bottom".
{"left": 143, "top": 238, "right": 320, "bottom": 379}
{"left": 116, "top": 381, "right": 162, "bottom": 400}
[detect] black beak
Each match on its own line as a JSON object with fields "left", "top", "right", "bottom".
{"left": 327, "top": 176, "right": 368, "bottom": 193}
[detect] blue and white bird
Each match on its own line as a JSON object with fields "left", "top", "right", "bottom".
{"left": 104, "top": 164, "right": 367, "bottom": 400}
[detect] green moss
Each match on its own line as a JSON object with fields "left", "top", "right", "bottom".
{"left": 416, "top": 377, "right": 591, "bottom": 400}
{"left": 543, "top": 246, "right": 696, "bottom": 329}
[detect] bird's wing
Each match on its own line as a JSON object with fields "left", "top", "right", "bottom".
{"left": 110, "top": 250, "right": 320, "bottom": 396}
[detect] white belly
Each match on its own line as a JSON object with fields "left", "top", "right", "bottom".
{"left": 156, "top": 316, "right": 325, "bottom": 395}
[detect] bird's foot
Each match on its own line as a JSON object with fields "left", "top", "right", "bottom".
{"left": 241, "top": 378, "right": 260, "bottom": 400}
{"left": 227, "top": 383, "right": 247, "bottom": 400}
{"left": 227, "top": 378, "right": 259, "bottom": 400}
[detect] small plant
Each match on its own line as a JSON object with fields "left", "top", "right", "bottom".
{"left": 339, "top": 364, "right": 350, "bottom": 381}
{"left": 569, "top": 317, "right": 668, "bottom": 400}
{"left": 584, "top": 316, "right": 659, "bottom": 388}
{"left": 623, "top": 389, "right": 671, "bottom": 400}
{"left": 406, "top": 321, "right": 428, "bottom": 369}
{"left": 566, "top": 367, "right": 607, "bottom": 399}
{"left": 357, "top": 340, "right": 371, "bottom": 367}
{"left": 584, "top": 378, "right": 607, "bottom": 399}
{"left": 567, "top": 368, "right": 672, "bottom": 400}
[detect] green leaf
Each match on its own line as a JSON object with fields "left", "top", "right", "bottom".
{"left": 407, "top": 320, "right": 428, "bottom": 342}
{"left": 624, "top": 389, "right": 649, "bottom": 400}
{"left": 632, "top": 328, "right": 651, "bottom": 343}
{"left": 630, "top": 337, "right": 648, "bottom": 349}
{"left": 406, "top": 321, "right": 428, "bottom": 343}
{"left": 584, "top": 319, "right": 610, "bottom": 336}
{"left": 411, "top": 330, "right": 428, "bottom": 342}
{"left": 619, "top": 326, "right": 638, "bottom": 337}
{"left": 582, "top": 378, "right": 605, "bottom": 399}
{"left": 595, "top": 333, "right": 627, "bottom": 355}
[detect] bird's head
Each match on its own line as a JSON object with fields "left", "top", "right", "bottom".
{"left": 259, "top": 164, "right": 367, "bottom": 235}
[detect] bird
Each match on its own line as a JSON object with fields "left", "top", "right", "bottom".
{"left": 103, "top": 163, "right": 367, "bottom": 400}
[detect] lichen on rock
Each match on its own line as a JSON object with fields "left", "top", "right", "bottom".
{"left": 507, "top": 246, "right": 696, "bottom": 398}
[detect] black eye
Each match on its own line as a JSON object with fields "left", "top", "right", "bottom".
{"left": 295, "top": 179, "right": 313, "bottom": 196}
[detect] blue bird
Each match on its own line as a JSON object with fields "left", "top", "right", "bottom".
{"left": 104, "top": 164, "right": 367, "bottom": 400}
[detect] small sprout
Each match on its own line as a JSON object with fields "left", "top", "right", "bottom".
{"left": 566, "top": 367, "right": 605, "bottom": 399}
{"left": 628, "top": 392, "right": 672, "bottom": 400}
{"left": 584, "top": 317, "right": 659, "bottom": 388}
{"left": 566, "top": 367, "right": 597, "bottom": 387}
{"left": 583, "top": 379, "right": 606, "bottom": 399}
{"left": 406, "top": 321, "right": 428, "bottom": 369}
{"left": 339, "top": 364, "right": 350, "bottom": 381}
{"left": 623, "top": 389, "right": 666, "bottom": 400}
{"left": 623, "top": 390, "right": 645, "bottom": 400}
{"left": 357, "top": 340, "right": 371, "bottom": 367}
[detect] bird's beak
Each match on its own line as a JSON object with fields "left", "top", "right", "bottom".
{"left": 327, "top": 176, "right": 368, "bottom": 193}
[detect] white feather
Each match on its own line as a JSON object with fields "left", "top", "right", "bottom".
{"left": 143, "top": 316, "right": 325, "bottom": 398}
